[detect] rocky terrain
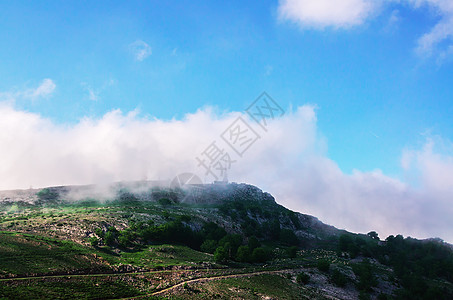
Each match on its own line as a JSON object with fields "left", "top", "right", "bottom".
{"left": 1, "top": 182, "right": 452, "bottom": 299}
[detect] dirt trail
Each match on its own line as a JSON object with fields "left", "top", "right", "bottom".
{"left": 122, "top": 269, "right": 289, "bottom": 299}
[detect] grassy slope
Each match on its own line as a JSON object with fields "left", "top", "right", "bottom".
{"left": 2, "top": 185, "right": 453, "bottom": 299}
{"left": 0, "top": 201, "right": 343, "bottom": 299}
{"left": 0, "top": 231, "right": 112, "bottom": 278}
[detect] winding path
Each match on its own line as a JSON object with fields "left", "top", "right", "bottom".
{"left": 121, "top": 269, "right": 289, "bottom": 299}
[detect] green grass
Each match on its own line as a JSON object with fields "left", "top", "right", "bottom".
{"left": 116, "top": 244, "right": 214, "bottom": 268}
{"left": 0, "top": 276, "right": 142, "bottom": 299}
{"left": 0, "top": 231, "right": 112, "bottom": 277}
{"left": 160, "top": 273, "right": 328, "bottom": 299}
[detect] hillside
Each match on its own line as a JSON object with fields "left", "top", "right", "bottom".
{"left": 1, "top": 182, "right": 453, "bottom": 299}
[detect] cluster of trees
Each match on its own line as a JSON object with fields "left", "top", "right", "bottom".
{"left": 90, "top": 216, "right": 197, "bottom": 249}
{"left": 113, "top": 188, "right": 183, "bottom": 206}
{"left": 212, "top": 236, "right": 271, "bottom": 264}
{"left": 89, "top": 195, "right": 303, "bottom": 266}
{"left": 97, "top": 190, "right": 301, "bottom": 257}
{"left": 338, "top": 232, "right": 453, "bottom": 299}
{"left": 36, "top": 188, "right": 60, "bottom": 204}
{"left": 198, "top": 222, "right": 271, "bottom": 263}
{"left": 90, "top": 218, "right": 274, "bottom": 264}
{"left": 218, "top": 199, "right": 301, "bottom": 249}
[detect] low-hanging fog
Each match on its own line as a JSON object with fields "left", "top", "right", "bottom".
{"left": 1, "top": 100, "right": 453, "bottom": 243}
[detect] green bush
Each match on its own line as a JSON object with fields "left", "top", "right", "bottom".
{"left": 95, "top": 228, "right": 104, "bottom": 238}
{"left": 36, "top": 188, "right": 59, "bottom": 202}
{"left": 331, "top": 269, "right": 348, "bottom": 287}
{"left": 214, "top": 246, "right": 228, "bottom": 263}
{"left": 317, "top": 259, "right": 330, "bottom": 272}
{"left": 353, "top": 260, "right": 376, "bottom": 292}
{"left": 252, "top": 247, "right": 269, "bottom": 263}
{"left": 104, "top": 231, "right": 116, "bottom": 246}
{"left": 296, "top": 272, "right": 310, "bottom": 284}
{"left": 236, "top": 245, "right": 251, "bottom": 262}
{"left": 200, "top": 239, "right": 218, "bottom": 254}
{"left": 158, "top": 198, "right": 173, "bottom": 206}
{"left": 88, "top": 237, "right": 99, "bottom": 247}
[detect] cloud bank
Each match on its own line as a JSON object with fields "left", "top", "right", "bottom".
{"left": 1, "top": 101, "right": 453, "bottom": 242}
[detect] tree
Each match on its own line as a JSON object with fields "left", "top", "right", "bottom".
{"left": 95, "top": 228, "right": 104, "bottom": 238}
{"left": 219, "top": 234, "right": 242, "bottom": 258}
{"left": 296, "top": 272, "right": 310, "bottom": 284}
{"left": 236, "top": 245, "right": 251, "bottom": 263}
{"left": 158, "top": 198, "right": 173, "bottom": 206}
{"left": 331, "top": 269, "right": 347, "bottom": 287}
{"left": 214, "top": 246, "right": 228, "bottom": 263}
{"left": 248, "top": 236, "right": 260, "bottom": 251}
{"left": 200, "top": 240, "right": 218, "bottom": 254}
{"left": 104, "top": 231, "right": 116, "bottom": 246}
{"left": 367, "top": 231, "right": 379, "bottom": 240}
{"left": 88, "top": 237, "right": 98, "bottom": 247}
{"left": 252, "top": 247, "right": 268, "bottom": 263}
{"left": 317, "top": 259, "right": 330, "bottom": 272}
{"left": 36, "top": 188, "right": 59, "bottom": 203}
{"left": 118, "top": 230, "right": 135, "bottom": 248}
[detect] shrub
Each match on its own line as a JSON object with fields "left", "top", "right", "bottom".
{"left": 200, "top": 240, "right": 218, "bottom": 254}
{"left": 88, "top": 237, "right": 99, "bottom": 247}
{"left": 296, "top": 272, "right": 310, "bottom": 284}
{"left": 353, "top": 260, "right": 376, "bottom": 292}
{"left": 95, "top": 228, "right": 104, "bottom": 238}
{"left": 37, "top": 188, "right": 59, "bottom": 202}
{"left": 214, "top": 246, "right": 228, "bottom": 263}
{"left": 236, "top": 245, "right": 251, "bottom": 263}
{"left": 158, "top": 198, "right": 173, "bottom": 206}
{"left": 252, "top": 247, "right": 269, "bottom": 263}
{"left": 104, "top": 231, "right": 116, "bottom": 246}
{"left": 331, "top": 269, "right": 348, "bottom": 287}
{"left": 317, "top": 259, "right": 330, "bottom": 272}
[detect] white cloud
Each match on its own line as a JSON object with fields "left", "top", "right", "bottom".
{"left": 1, "top": 102, "right": 453, "bottom": 242}
{"left": 277, "top": 0, "right": 453, "bottom": 60}
{"left": 388, "top": 1, "right": 453, "bottom": 58}
{"left": 382, "top": 9, "right": 401, "bottom": 33}
{"left": 81, "top": 79, "right": 116, "bottom": 101}
{"left": 28, "top": 78, "right": 56, "bottom": 99}
{"left": 87, "top": 88, "right": 98, "bottom": 101}
{"left": 129, "top": 40, "right": 152, "bottom": 61}
{"left": 277, "top": 0, "right": 379, "bottom": 29}
{"left": 0, "top": 79, "right": 56, "bottom": 102}
{"left": 416, "top": 17, "right": 453, "bottom": 57}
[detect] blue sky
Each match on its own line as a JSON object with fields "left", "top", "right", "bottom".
{"left": 1, "top": 1, "right": 453, "bottom": 239}
{"left": 1, "top": 1, "right": 452, "bottom": 176}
